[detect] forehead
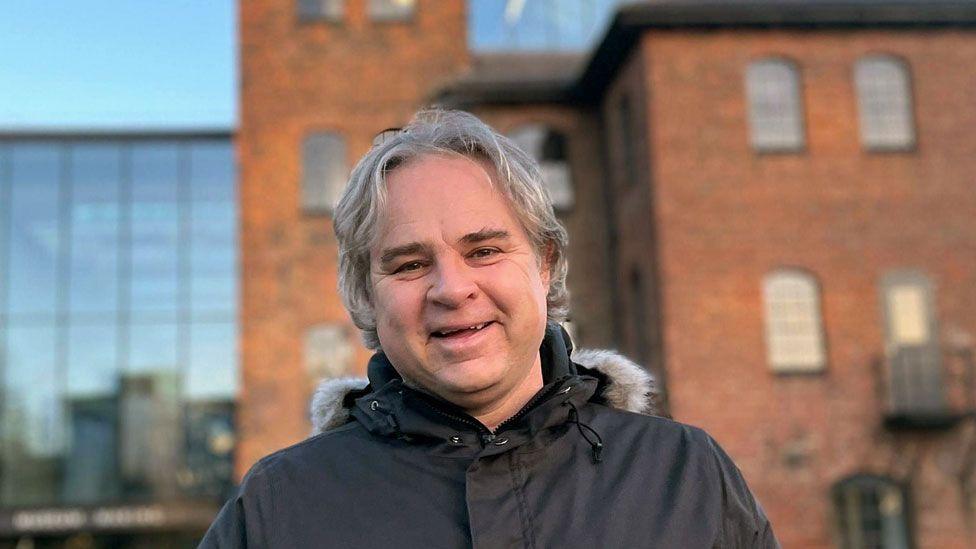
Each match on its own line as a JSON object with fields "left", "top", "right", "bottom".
{"left": 371, "top": 154, "right": 525, "bottom": 248}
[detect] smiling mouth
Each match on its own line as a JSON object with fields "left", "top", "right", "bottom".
{"left": 431, "top": 321, "right": 493, "bottom": 338}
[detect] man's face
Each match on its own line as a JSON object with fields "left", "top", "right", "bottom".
{"left": 369, "top": 154, "right": 550, "bottom": 410}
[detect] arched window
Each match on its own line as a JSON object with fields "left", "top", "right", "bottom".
{"left": 304, "top": 323, "right": 354, "bottom": 380}
{"left": 508, "top": 124, "right": 574, "bottom": 211}
{"left": 302, "top": 131, "right": 348, "bottom": 215}
{"left": 745, "top": 58, "right": 805, "bottom": 152}
{"left": 834, "top": 475, "right": 911, "bottom": 549}
{"left": 855, "top": 55, "right": 915, "bottom": 150}
{"left": 762, "top": 270, "right": 826, "bottom": 372}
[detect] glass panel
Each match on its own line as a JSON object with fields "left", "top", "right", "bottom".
{"left": 888, "top": 285, "right": 929, "bottom": 345}
{"left": 746, "top": 60, "right": 804, "bottom": 151}
{"left": 130, "top": 143, "right": 180, "bottom": 316}
{"left": 186, "top": 322, "right": 238, "bottom": 400}
{"left": 181, "top": 398, "right": 235, "bottom": 498}
{"left": 69, "top": 143, "right": 121, "bottom": 314}
{"left": 0, "top": 146, "right": 9, "bottom": 316}
{"left": 190, "top": 142, "right": 237, "bottom": 315}
{"left": 128, "top": 322, "right": 178, "bottom": 375}
{"left": 302, "top": 132, "right": 348, "bottom": 214}
{"left": 63, "top": 392, "right": 120, "bottom": 503}
{"left": 7, "top": 144, "right": 62, "bottom": 316}
{"left": 67, "top": 323, "right": 118, "bottom": 396}
{"left": 117, "top": 368, "right": 183, "bottom": 500}
{"left": 763, "top": 272, "right": 826, "bottom": 372}
{"left": 1, "top": 324, "right": 62, "bottom": 505}
{"left": 62, "top": 323, "right": 121, "bottom": 503}
{"left": 856, "top": 56, "right": 915, "bottom": 150}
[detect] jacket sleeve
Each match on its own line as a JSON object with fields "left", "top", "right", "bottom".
{"left": 705, "top": 435, "right": 781, "bottom": 549}
{"left": 198, "top": 461, "right": 273, "bottom": 549}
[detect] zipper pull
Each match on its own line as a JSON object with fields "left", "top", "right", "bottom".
{"left": 480, "top": 433, "right": 496, "bottom": 446}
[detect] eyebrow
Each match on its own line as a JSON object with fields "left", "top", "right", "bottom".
{"left": 378, "top": 242, "right": 431, "bottom": 266}
{"left": 460, "top": 228, "right": 510, "bottom": 245}
{"left": 377, "top": 229, "right": 511, "bottom": 267}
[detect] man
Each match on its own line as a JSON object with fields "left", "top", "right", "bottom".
{"left": 200, "top": 110, "right": 778, "bottom": 548}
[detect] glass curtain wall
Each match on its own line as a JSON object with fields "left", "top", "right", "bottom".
{"left": 0, "top": 136, "right": 237, "bottom": 507}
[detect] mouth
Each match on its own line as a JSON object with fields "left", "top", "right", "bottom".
{"left": 430, "top": 321, "right": 494, "bottom": 339}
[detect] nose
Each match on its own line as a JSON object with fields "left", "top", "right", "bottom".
{"left": 427, "top": 255, "right": 478, "bottom": 308}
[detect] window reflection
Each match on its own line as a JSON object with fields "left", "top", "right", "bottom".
{"left": 0, "top": 136, "right": 237, "bottom": 508}
{"left": 2, "top": 324, "right": 61, "bottom": 506}
{"left": 69, "top": 144, "right": 121, "bottom": 314}
{"left": 130, "top": 144, "right": 180, "bottom": 316}
{"left": 187, "top": 323, "right": 238, "bottom": 400}
{"left": 8, "top": 144, "right": 61, "bottom": 316}
{"left": 190, "top": 142, "right": 237, "bottom": 315}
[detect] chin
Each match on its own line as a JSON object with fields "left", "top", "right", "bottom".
{"left": 434, "top": 358, "right": 508, "bottom": 396}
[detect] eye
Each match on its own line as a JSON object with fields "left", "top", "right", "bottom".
{"left": 394, "top": 261, "right": 425, "bottom": 274}
{"left": 470, "top": 248, "right": 499, "bottom": 260}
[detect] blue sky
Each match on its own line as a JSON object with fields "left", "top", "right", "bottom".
{"left": 0, "top": 0, "right": 236, "bottom": 130}
{"left": 0, "top": 1, "right": 619, "bottom": 130}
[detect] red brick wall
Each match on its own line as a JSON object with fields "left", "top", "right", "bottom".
{"left": 238, "top": 0, "right": 469, "bottom": 475}
{"left": 631, "top": 29, "right": 976, "bottom": 548}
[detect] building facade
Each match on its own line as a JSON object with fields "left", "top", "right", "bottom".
{"left": 239, "top": 1, "right": 976, "bottom": 547}
{"left": 0, "top": 133, "right": 238, "bottom": 547}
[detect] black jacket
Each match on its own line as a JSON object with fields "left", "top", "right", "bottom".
{"left": 200, "top": 325, "right": 779, "bottom": 548}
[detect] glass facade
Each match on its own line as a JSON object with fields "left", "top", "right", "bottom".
{"left": 0, "top": 136, "right": 237, "bottom": 511}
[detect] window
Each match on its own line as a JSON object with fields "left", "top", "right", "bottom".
{"left": 302, "top": 132, "right": 348, "bottom": 214}
{"left": 746, "top": 58, "right": 805, "bottom": 151}
{"left": 762, "top": 270, "right": 826, "bottom": 372}
{"left": 617, "top": 94, "right": 638, "bottom": 186}
{"left": 298, "top": 0, "right": 343, "bottom": 21}
{"left": 305, "top": 324, "right": 354, "bottom": 380}
{"left": 508, "top": 124, "right": 574, "bottom": 211}
{"left": 834, "top": 475, "right": 911, "bottom": 549}
{"left": 369, "top": 0, "right": 415, "bottom": 21}
{"left": 855, "top": 55, "right": 915, "bottom": 150}
{"left": 881, "top": 271, "right": 944, "bottom": 413}
{"left": 0, "top": 137, "right": 238, "bottom": 506}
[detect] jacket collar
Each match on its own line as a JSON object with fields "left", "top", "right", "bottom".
{"left": 309, "top": 324, "right": 659, "bottom": 443}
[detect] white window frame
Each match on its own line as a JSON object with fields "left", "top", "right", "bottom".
{"left": 855, "top": 55, "right": 916, "bottom": 151}
{"left": 762, "top": 270, "right": 826, "bottom": 372}
{"left": 746, "top": 58, "right": 806, "bottom": 152}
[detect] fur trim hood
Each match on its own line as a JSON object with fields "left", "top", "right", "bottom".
{"left": 310, "top": 348, "right": 657, "bottom": 435}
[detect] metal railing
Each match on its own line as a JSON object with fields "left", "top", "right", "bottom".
{"left": 875, "top": 346, "right": 976, "bottom": 429}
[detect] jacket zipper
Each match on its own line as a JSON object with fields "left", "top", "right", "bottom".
{"left": 411, "top": 375, "right": 574, "bottom": 447}
{"left": 492, "top": 375, "right": 573, "bottom": 434}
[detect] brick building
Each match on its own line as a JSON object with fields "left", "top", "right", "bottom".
{"left": 239, "top": 1, "right": 976, "bottom": 547}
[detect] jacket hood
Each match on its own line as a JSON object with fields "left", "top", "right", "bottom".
{"left": 310, "top": 334, "right": 658, "bottom": 436}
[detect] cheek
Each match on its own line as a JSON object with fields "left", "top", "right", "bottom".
{"left": 373, "top": 282, "right": 424, "bottom": 332}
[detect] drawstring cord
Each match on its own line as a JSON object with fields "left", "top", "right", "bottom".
{"left": 565, "top": 401, "right": 604, "bottom": 464}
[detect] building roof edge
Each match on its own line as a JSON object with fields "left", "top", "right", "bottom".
{"left": 575, "top": 1, "right": 976, "bottom": 102}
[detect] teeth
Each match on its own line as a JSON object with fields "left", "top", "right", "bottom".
{"left": 437, "top": 322, "right": 488, "bottom": 336}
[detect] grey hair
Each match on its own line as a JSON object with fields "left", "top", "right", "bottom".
{"left": 333, "top": 109, "right": 570, "bottom": 349}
